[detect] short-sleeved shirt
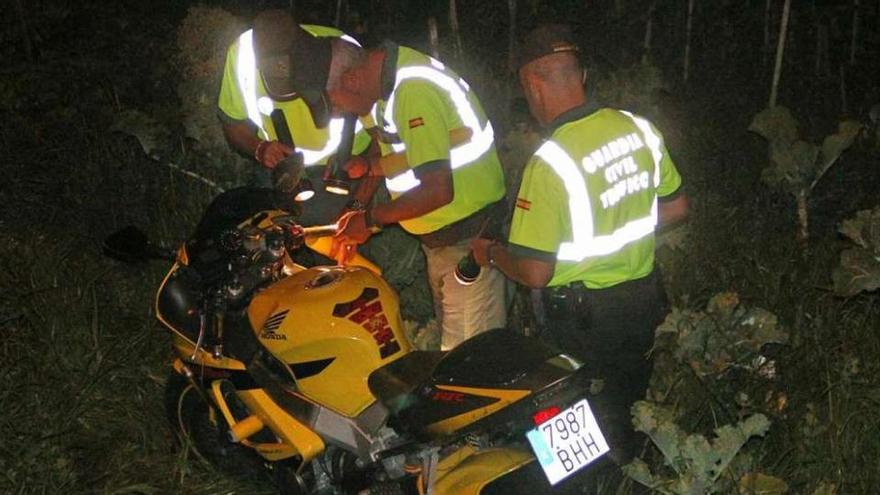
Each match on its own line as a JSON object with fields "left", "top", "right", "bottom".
{"left": 508, "top": 105, "right": 683, "bottom": 289}
{"left": 372, "top": 44, "right": 506, "bottom": 235}
{"left": 217, "top": 25, "right": 371, "bottom": 165}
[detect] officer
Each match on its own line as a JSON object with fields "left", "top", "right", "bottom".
{"left": 312, "top": 39, "right": 509, "bottom": 350}
{"left": 471, "top": 25, "right": 688, "bottom": 465}
{"left": 217, "top": 10, "right": 371, "bottom": 224}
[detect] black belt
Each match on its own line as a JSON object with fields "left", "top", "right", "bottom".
{"left": 418, "top": 201, "right": 504, "bottom": 248}
{"left": 542, "top": 270, "right": 661, "bottom": 314}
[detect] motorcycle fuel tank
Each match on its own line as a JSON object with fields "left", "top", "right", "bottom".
{"left": 248, "top": 266, "right": 411, "bottom": 417}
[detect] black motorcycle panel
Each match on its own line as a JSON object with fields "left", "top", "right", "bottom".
{"left": 157, "top": 266, "right": 203, "bottom": 342}
{"left": 368, "top": 329, "right": 586, "bottom": 439}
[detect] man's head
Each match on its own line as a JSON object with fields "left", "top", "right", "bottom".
{"left": 325, "top": 41, "right": 380, "bottom": 117}
{"left": 253, "top": 9, "right": 342, "bottom": 128}
{"left": 253, "top": 10, "right": 332, "bottom": 102}
{"left": 517, "top": 24, "right": 586, "bottom": 126}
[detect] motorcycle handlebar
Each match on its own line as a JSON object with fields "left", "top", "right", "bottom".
{"left": 299, "top": 223, "right": 382, "bottom": 238}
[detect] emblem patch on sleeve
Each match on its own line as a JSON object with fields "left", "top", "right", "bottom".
{"left": 516, "top": 198, "right": 532, "bottom": 211}
{"left": 408, "top": 117, "right": 425, "bottom": 129}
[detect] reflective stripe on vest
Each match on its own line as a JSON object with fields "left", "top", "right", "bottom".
{"left": 621, "top": 111, "right": 662, "bottom": 188}
{"left": 380, "top": 61, "right": 495, "bottom": 193}
{"left": 237, "top": 30, "right": 269, "bottom": 141}
{"left": 535, "top": 131, "right": 659, "bottom": 262}
{"left": 235, "top": 30, "right": 360, "bottom": 166}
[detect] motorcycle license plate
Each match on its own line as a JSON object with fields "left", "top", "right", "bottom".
{"left": 526, "top": 398, "right": 609, "bottom": 485}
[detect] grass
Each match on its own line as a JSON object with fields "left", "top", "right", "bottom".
{"left": 2, "top": 2, "right": 879, "bottom": 494}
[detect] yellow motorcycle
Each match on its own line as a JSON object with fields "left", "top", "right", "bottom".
{"left": 107, "top": 187, "right": 610, "bottom": 494}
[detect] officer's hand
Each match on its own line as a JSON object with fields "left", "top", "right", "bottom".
{"left": 470, "top": 237, "right": 494, "bottom": 267}
{"left": 256, "top": 140, "right": 295, "bottom": 169}
{"left": 335, "top": 209, "right": 373, "bottom": 245}
{"left": 329, "top": 237, "right": 358, "bottom": 265}
{"left": 322, "top": 156, "right": 371, "bottom": 180}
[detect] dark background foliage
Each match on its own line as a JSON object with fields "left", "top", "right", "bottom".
{"left": 1, "top": 0, "right": 879, "bottom": 493}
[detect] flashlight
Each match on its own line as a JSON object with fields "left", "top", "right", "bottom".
{"left": 324, "top": 114, "right": 357, "bottom": 195}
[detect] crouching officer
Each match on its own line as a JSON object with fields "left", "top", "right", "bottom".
{"left": 471, "top": 25, "right": 688, "bottom": 466}
{"left": 217, "top": 10, "right": 372, "bottom": 225}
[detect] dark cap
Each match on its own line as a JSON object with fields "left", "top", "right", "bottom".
{"left": 516, "top": 24, "right": 580, "bottom": 70}
{"left": 253, "top": 11, "right": 332, "bottom": 97}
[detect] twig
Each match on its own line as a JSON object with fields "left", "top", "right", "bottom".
{"left": 448, "top": 0, "right": 463, "bottom": 60}
{"left": 505, "top": 0, "right": 517, "bottom": 125}
{"left": 850, "top": 0, "right": 860, "bottom": 65}
{"left": 428, "top": 17, "right": 440, "bottom": 59}
{"left": 12, "top": 0, "right": 34, "bottom": 63}
{"left": 643, "top": 1, "right": 656, "bottom": 63}
{"left": 334, "top": 0, "right": 344, "bottom": 27}
{"left": 763, "top": 0, "right": 772, "bottom": 68}
{"left": 769, "top": 0, "right": 791, "bottom": 108}
{"left": 683, "top": 0, "right": 695, "bottom": 82}
{"left": 150, "top": 155, "right": 225, "bottom": 193}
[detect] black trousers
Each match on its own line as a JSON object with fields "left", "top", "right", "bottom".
{"left": 540, "top": 271, "right": 668, "bottom": 465}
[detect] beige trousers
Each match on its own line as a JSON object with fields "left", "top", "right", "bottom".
{"left": 421, "top": 240, "right": 507, "bottom": 350}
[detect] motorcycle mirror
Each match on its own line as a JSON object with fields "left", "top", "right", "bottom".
{"left": 103, "top": 226, "right": 175, "bottom": 263}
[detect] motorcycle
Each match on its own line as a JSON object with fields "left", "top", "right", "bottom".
{"left": 105, "top": 186, "right": 611, "bottom": 494}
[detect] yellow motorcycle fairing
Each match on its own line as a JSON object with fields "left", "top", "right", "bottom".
{"left": 248, "top": 265, "right": 412, "bottom": 418}
{"left": 208, "top": 380, "right": 325, "bottom": 463}
{"left": 171, "top": 358, "right": 324, "bottom": 464}
{"left": 422, "top": 445, "right": 535, "bottom": 495}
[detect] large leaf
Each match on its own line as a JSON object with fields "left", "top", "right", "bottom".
{"left": 739, "top": 472, "right": 789, "bottom": 494}
{"left": 660, "top": 293, "right": 787, "bottom": 378}
{"left": 832, "top": 248, "right": 880, "bottom": 297}
{"left": 109, "top": 109, "right": 172, "bottom": 159}
{"left": 813, "top": 120, "right": 862, "bottom": 189}
{"left": 630, "top": 401, "right": 770, "bottom": 494}
{"left": 763, "top": 140, "right": 817, "bottom": 192}
{"left": 623, "top": 458, "right": 671, "bottom": 494}
{"left": 838, "top": 207, "right": 880, "bottom": 252}
{"left": 632, "top": 402, "right": 686, "bottom": 471}
{"left": 748, "top": 106, "right": 799, "bottom": 146}
{"left": 708, "top": 414, "right": 771, "bottom": 479}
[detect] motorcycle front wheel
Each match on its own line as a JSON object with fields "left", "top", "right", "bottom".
{"left": 163, "top": 371, "right": 265, "bottom": 476}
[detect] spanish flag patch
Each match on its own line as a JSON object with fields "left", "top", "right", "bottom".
{"left": 408, "top": 117, "right": 425, "bottom": 129}
{"left": 516, "top": 198, "right": 531, "bottom": 211}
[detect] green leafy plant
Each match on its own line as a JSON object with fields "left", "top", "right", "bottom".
{"left": 361, "top": 227, "right": 435, "bottom": 323}
{"left": 174, "top": 6, "right": 246, "bottom": 164}
{"left": 591, "top": 60, "right": 667, "bottom": 118}
{"left": 655, "top": 293, "right": 788, "bottom": 381}
{"left": 624, "top": 401, "right": 770, "bottom": 494}
{"left": 832, "top": 206, "right": 880, "bottom": 296}
{"left": 748, "top": 106, "right": 862, "bottom": 242}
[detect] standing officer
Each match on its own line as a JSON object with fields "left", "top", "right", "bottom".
{"left": 472, "top": 25, "right": 688, "bottom": 465}
{"left": 312, "top": 39, "right": 508, "bottom": 350}
{"left": 217, "top": 10, "right": 370, "bottom": 224}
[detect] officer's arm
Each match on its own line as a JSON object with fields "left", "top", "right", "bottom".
{"left": 494, "top": 248, "right": 554, "bottom": 289}
{"left": 472, "top": 239, "right": 554, "bottom": 289}
{"left": 369, "top": 160, "right": 453, "bottom": 225}
{"left": 659, "top": 193, "right": 689, "bottom": 226}
{"left": 222, "top": 121, "right": 263, "bottom": 158}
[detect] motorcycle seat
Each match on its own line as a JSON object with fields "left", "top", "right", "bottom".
{"left": 430, "top": 328, "right": 559, "bottom": 388}
{"left": 367, "top": 350, "right": 446, "bottom": 415}
{"left": 368, "top": 329, "right": 562, "bottom": 426}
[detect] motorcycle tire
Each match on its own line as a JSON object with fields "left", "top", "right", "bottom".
{"left": 163, "top": 371, "right": 266, "bottom": 477}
